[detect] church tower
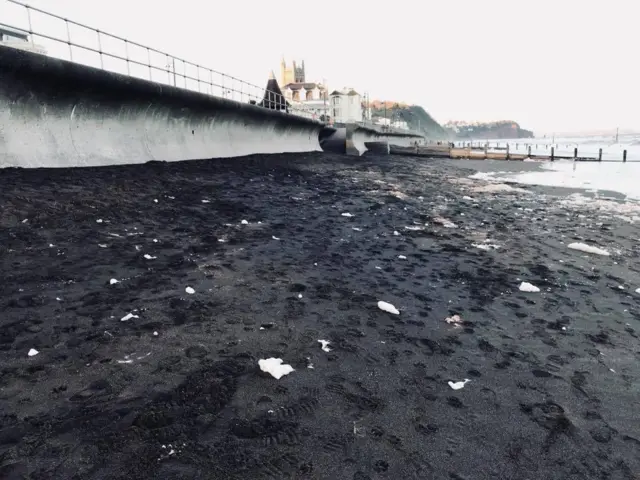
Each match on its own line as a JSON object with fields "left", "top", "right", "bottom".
{"left": 280, "top": 57, "right": 306, "bottom": 86}
{"left": 294, "top": 60, "right": 305, "bottom": 83}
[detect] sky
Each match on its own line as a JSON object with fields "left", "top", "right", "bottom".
{"left": 4, "top": 0, "right": 638, "bottom": 134}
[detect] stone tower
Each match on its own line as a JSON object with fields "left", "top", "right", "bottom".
{"left": 280, "top": 58, "right": 305, "bottom": 86}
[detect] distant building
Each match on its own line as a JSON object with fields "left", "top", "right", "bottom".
{"left": 330, "top": 88, "right": 362, "bottom": 124}
{"left": 0, "top": 26, "right": 47, "bottom": 55}
{"left": 279, "top": 59, "right": 329, "bottom": 121}
{"left": 392, "top": 120, "right": 408, "bottom": 130}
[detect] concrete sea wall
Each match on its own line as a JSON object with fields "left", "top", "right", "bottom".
{"left": 0, "top": 46, "right": 323, "bottom": 169}
{"left": 344, "top": 123, "right": 424, "bottom": 156}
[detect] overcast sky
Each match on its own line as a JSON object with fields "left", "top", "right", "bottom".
{"left": 6, "top": 0, "right": 638, "bottom": 134}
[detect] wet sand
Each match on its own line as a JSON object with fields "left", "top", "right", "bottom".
{"left": 1, "top": 152, "right": 639, "bottom": 479}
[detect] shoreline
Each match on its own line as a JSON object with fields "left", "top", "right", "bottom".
{"left": 1, "top": 153, "right": 638, "bottom": 479}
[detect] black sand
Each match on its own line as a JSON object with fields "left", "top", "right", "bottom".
{"left": 1, "top": 153, "right": 639, "bottom": 479}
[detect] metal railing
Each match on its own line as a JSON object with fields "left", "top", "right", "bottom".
{"left": 0, "top": 0, "right": 317, "bottom": 120}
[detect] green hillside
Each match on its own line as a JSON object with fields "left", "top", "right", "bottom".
{"left": 370, "top": 104, "right": 448, "bottom": 139}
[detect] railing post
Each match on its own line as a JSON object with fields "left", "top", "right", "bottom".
{"left": 96, "top": 30, "right": 104, "bottom": 69}
{"left": 528, "top": 145, "right": 532, "bottom": 157}
{"left": 124, "top": 40, "right": 130, "bottom": 75}
{"left": 573, "top": 147, "right": 578, "bottom": 160}
{"left": 598, "top": 148, "right": 602, "bottom": 162}
{"left": 26, "top": 6, "right": 34, "bottom": 46}
{"left": 65, "top": 19, "right": 73, "bottom": 61}
{"left": 623, "top": 150, "right": 627, "bottom": 162}
{"left": 550, "top": 146, "right": 554, "bottom": 161}
{"left": 147, "top": 47, "right": 152, "bottom": 80}
{"left": 506, "top": 143, "right": 510, "bottom": 161}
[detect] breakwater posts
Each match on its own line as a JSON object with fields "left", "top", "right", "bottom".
{"left": 0, "top": 46, "right": 325, "bottom": 168}
{"left": 450, "top": 141, "right": 633, "bottom": 162}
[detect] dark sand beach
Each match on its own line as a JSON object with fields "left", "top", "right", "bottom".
{"left": 0, "top": 152, "right": 639, "bottom": 479}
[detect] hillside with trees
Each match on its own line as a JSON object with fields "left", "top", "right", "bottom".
{"left": 444, "top": 120, "right": 534, "bottom": 139}
{"left": 369, "top": 101, "right": 448, "bottom": 139}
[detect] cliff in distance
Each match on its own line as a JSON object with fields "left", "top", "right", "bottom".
{"left": 444, "top": 120, "right": 534, "bottom": 139}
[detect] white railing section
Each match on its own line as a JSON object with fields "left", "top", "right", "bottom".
{"left": 0, "top": 0, "right": 317, "bottom": 120}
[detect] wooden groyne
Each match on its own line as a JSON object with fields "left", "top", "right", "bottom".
{"left": 391, "top": 143, "right": 632, "bottom": 162}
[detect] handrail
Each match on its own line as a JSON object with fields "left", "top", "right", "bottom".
{"left": 1, "top": 0, "right": 317, "bottom": 120}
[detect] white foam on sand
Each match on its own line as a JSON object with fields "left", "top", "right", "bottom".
{"left": 318, "top": 340, "right": 332, "bottom": 352}
{"left": 560, "top": 193, "right": 640, "bottom": 223}
{"left": 471, "top": 161, "right": 640, "bottom": 201}
{"left": 378, "top": 301, "right": 400, "bottom": 315}
{"left": 472, "top": 243, "right": 500, "bottom": 250}
{"left": 567, "top": 242, "right": 610, "bottom": 256}
{"left": 258, "top": 358, "right": 294, "bottom": 379}
{"left": 470, "top": 181, "right": 531, "bottom": 194}
{"left": 433, "top": 217, "right": 457, "bottom": 228}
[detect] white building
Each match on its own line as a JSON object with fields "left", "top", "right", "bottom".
{"left": 330, "top": 88, "right": 362, "bottom": 124}
{"left": 0, "top": 26, "right": 47, "bottom": 55}
{"left": 281, "top": 82, "right": 329, "bottom": 121}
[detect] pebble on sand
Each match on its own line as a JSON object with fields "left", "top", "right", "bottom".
{"left": 318, "top": 340, "right": 331, "bottom": 352}
{"left": 448, "top": 379, "right": 470, "bottom": 390}
{"left": 378, "top": 301, "right": 400, "bottom": 315}
{"left": 398, "top": 255, "right": 407, "bottom": 260}
{"left": 185, "top": 286, "right": 195, "bottom": 294}
{"left": 143, "top": 254, "right": 156, "bottom": 260}
{"left": 519, "top": 282, "right": 541, "bottom": 293}
{"left": 121, "top": 313, "right": 139, "bottom": 322}
{"left": 241, "top": 219, "right": 249, "bottom": 224}
{"left": 28, "top": 348, "right": 39, "bottom": 357}
{"left": 341, "top": 213, "right": 353, "bottom": 217}
{"left": 109, "top": 278, "right": 119, "bottom": 285}
{"left": 258, "top": 358, "right": 294, "bottom": 380}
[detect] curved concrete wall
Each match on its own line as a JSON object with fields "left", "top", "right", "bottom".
{"left": 0, "top": 46, "right": 323, "bottom": 168}
{"left": 319, "top": 126, "right": 346, "bottom": 154}
{"left": 344, "top": 124, "right": 424, "bottom": 156}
